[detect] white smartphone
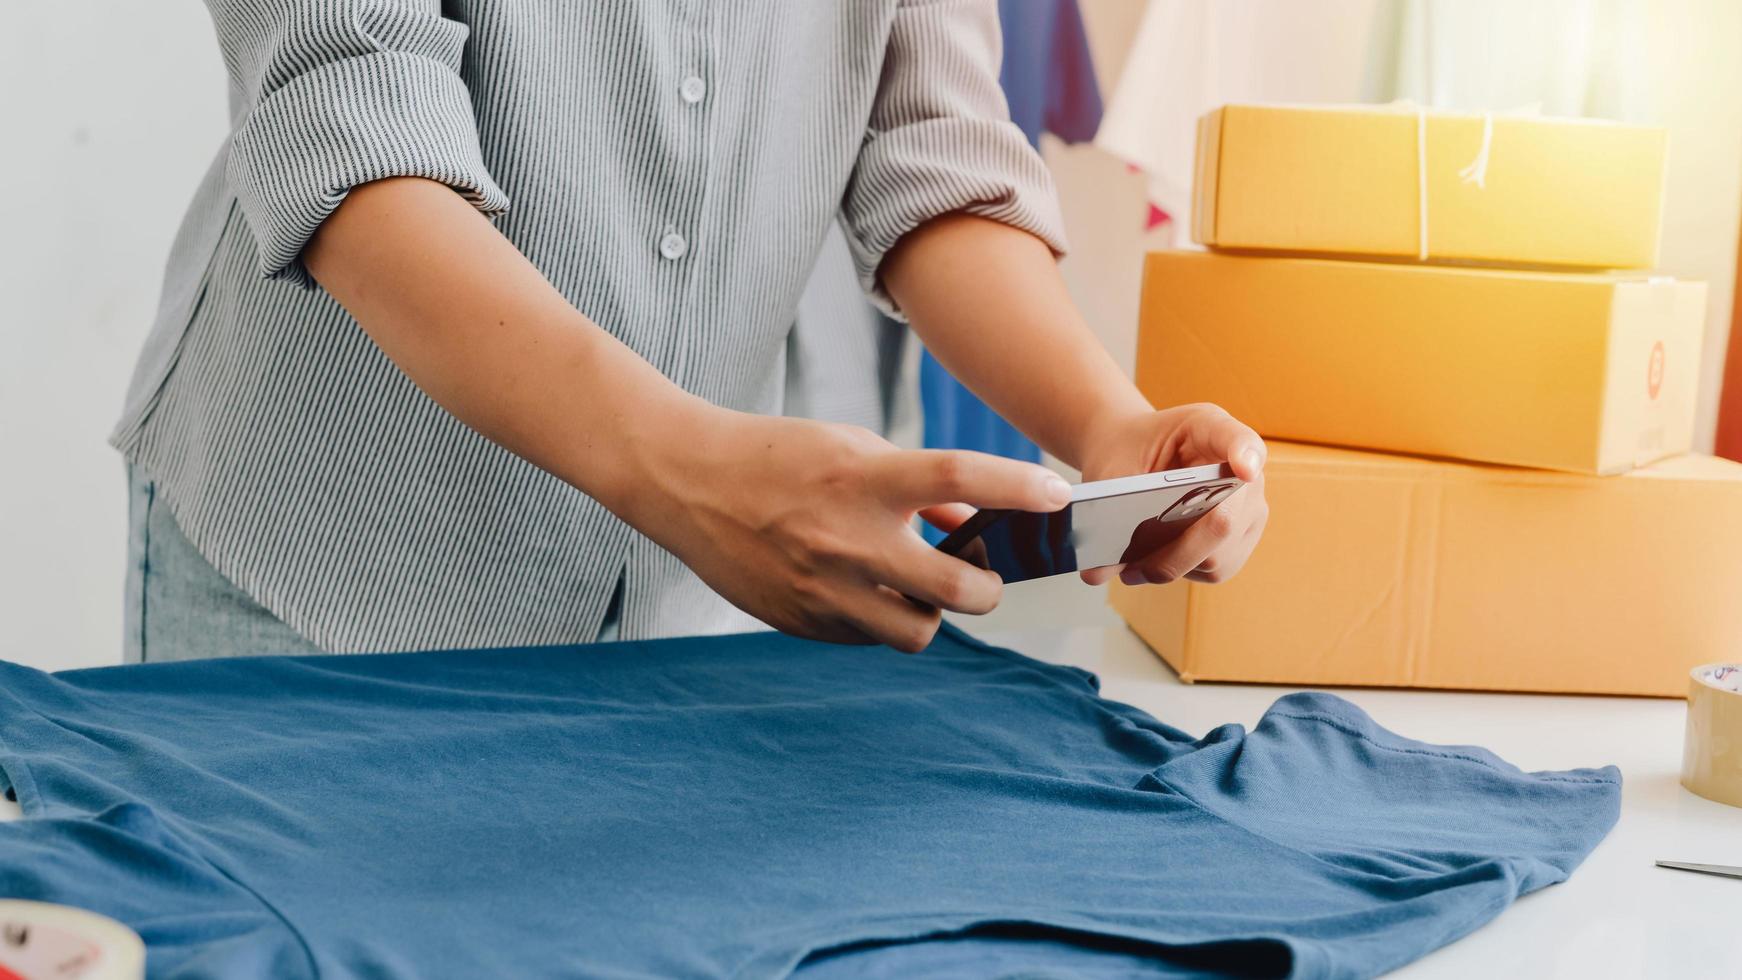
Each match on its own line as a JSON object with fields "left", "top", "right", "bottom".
{"left": 934, "top": 463, "right": 1243, "bottom": 583}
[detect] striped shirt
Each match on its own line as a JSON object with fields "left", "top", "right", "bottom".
{"left": 113, "top": 0, "right": 1066, "bottom": 652}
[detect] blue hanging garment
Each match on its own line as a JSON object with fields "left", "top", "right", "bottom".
{"left": 997, "top": 0, "right": 1107, "bottom": 147}
{"left": 0, "top": 626, "right": 1617, "bottom": 978}
{"left": 920, "top": 0, "right": 1106, "bottom": 540}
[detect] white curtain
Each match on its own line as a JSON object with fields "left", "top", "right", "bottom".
{"left": 1382, "top": 0, "right": 1651, "bottom": 121}
{"left": 1093, "top": 0, "right": 1394, "bottom": 241}
{"left": 1095, "top": 0, "right": 1651, "bottom": 240}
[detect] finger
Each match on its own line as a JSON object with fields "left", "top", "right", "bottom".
{"left": 1128, "top": 537, "right": 1218, "bottom": 586}
{"left": 869, "top": 537, "right": 1004, "bottom": 615}
{"left": 793, "top": 620, "right": 881, "bottom": 647}
{"left": 1186, "top": 505, "right": 1268, "bottom": 583}
{"left": 918, "top": 502, "right": 976, "bottom": 535}
{"left": 1182, "top": 547, "right": 1227, "bottom": 584}
{"left": 1186, "top": 408, "right": 1267, "bottom": 482}
{"left": 1090, "top": 480, "right": 1264, "bottom": 587}
{"left": 1080, "top": 563, "right": 1121, "bottom": 586}
{"left": 1183, "top": 547, "right": 1238, "bottom": 584}
{"left": 843, "top": 584, "right": 945, "bottom": 654}
{"left": 876, "top": 450, "right": 1071, "bottom": 513}
{"left": 1130, "top": 488, "right": 1246, "bottom": 584}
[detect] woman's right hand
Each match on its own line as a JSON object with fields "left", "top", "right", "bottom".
{"left": 304, "top": 181, "right": 1063, "bottom": 652}
{"left": 628, "top": 408, "right": 1071, "bottom": 653}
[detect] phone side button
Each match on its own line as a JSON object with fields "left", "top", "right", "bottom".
{"left": 1163, "top": 471, "right": 1198, "bottom": 482}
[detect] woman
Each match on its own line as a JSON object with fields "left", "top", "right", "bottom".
{"left": 114, "top": 0, "right": 1269, "bottom": 661}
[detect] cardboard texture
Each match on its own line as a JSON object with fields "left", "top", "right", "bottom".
{"left": 1192, "top": 104, "right": 1668, "bottom": 268}
{"left": 1109, "top": 441, "right": 1742, "bottom": 698}
{"left": 1137, "top": 250, "right": 1706, "bottom": 475}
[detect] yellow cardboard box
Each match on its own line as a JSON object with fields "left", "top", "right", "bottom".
{"left": 1193, "top": 104, "right": 1668, "bottom": 268}
{"left": 1109, "top": 442, "right": 1742, "bottom": 698}
{"left": 1138, "top": 250, "right": 1705, "bottom": 474}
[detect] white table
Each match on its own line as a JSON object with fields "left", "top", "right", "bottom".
{"left": 986, "top": 626, "right": 1742, "bottom": 980}
{"left": 3, "top": 626, "right": 1736, "bottom": 977}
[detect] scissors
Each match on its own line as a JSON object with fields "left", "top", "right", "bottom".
{"left": 1656, "top": 860, "right": 1742, "bottom": 880}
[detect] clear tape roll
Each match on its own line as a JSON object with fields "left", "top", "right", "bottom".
{"left": 0, "top": 901, "right": 144, "bottom": 980}
{"left": 1682, "top": 663, "right": 1742, "bottom": 809}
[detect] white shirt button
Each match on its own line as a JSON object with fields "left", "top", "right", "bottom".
{"left": 659, "top": 231, "right": 688, "bottom": 260}
{"left": 679, "top": 75, "right": 707, "bottom": 104}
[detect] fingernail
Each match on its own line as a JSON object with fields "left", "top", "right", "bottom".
{"left": 1239, "top": 447, "right": 1263, "bottom": 474}
{"left": 1119, "top": 567, "right": 1146, "bottom": 586}
{"left": 1044, "top": 475, "right": 1072, "bottom": 507}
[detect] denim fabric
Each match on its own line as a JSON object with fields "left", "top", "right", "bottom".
{"left": 123, "top": 467, "right": 323, "bottom": 663}
{"left": 0, "top": 626, "right": 1618, "bottom": 978}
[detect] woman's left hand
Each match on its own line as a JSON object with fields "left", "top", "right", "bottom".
{"left": 1076, "top": 403, "right": 1269, "bottom": 587}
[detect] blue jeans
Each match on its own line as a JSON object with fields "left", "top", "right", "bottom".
{"left": 123, "top": 467, "right": 324, "bottom": 662}
{"left": 124, "top": 467, "right": 624, "bottom": 662}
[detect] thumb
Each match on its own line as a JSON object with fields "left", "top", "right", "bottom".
{"left": 1194, "top": 412, "right": 1266, "bottom": 482}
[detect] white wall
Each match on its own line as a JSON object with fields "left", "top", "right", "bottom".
{"left": 0, "top": 5, "right": 227, "bottom": 670}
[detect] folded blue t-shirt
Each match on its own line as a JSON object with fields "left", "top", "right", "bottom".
{"left": 0, "top": 625, "right": 1618, "bottom": 978}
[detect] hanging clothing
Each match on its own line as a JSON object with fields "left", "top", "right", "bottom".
{"left": 1094, "top": 0, "right": 1393, "bottom": 243}
{"left": 1720, "top": 284, "right": 1742, "bottom": 461}
{"left": 918, "top": 0, "right": 1106, "bottom": 542}
{"left": 1096, "top": 0, "right": 1652, "bottom": 238}
{"left": 0, "top": 626, "right": 1617, "bottom": 978}
{"left": 995, "top": 0, "right": 1106, "bottom": 147}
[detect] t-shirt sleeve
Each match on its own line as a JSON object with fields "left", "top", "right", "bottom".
{"left": 1140, "top": 692, "right": 1622, "bottom": 888}
{"left": 212, "top": 0, "right": 510, "bottom": 287}
{"left": 0, "top": 804, "right": 314, "bottom": 978}
{"left": 838, "top": 0, "right": 1069, "bottom": 318}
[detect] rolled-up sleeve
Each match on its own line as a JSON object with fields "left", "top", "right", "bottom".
{"left": 214, "top": 0, "right": 510, "bottom": 286}
{"left": 839, "top": 0, "right": 1068, "bottom": 316}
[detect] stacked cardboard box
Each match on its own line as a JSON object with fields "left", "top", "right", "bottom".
{"left": 1110, "top": 104, "right": 1742, "bottom": 698}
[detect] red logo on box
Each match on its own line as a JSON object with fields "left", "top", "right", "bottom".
{"left": 1647, "top": 341, "right": 1665, "bottom": 400}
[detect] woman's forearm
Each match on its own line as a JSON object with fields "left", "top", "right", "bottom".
{"left": 292, "top": 181, "right": 1253, "bottom": 646}
{"left": 301, "top": 178, "right": 1073, "bottom": 650}
{"left": 880, "top": 213, "right": 1152, "bottom": 471}
{"left": 304, "top": 177, "right": 708, "bottom": 518}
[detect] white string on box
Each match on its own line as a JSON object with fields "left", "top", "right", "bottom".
{"left": 1459, "top": 113, "right": 1494, "bottom": 189}
{"left": 1415, "top": 106, "right": 1430, "bottom": 260}
{"left": 1413, "top": 107, "right": 1495, "bottom": 261}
